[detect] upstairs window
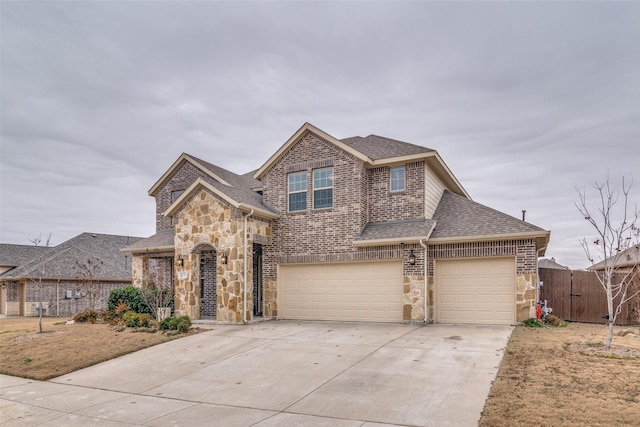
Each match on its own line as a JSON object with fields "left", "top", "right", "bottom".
{"left": 171, "top": 189, "right": 185, "bottom": 202}
{"left": 390, "top": 167, "right": 405, "bottom": 192}
{"left": 288, "top": 172, "right": 307, "bottom": 212}
{"left": 313, "top": 167, "right": 334, "bottom": 209}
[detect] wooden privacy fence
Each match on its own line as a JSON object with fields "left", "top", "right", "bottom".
{"left": 539, "top": 268, "right": 639, "bottom": 325}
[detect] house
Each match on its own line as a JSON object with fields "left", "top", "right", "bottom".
{"left": 0, "top": 233, "right": 142, "bottom": 317}
{"left": 123, "top": 123, "right": 550, "bottom": 325}
{"left": 539, "top": 257, "right": 569, "bottom": 270}
{"left": 589, "top": 244, "right": 640, "bottom": 274}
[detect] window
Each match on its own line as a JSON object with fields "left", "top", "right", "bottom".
{"left": 171, "top": 189, "right": 185, "bottom": 202}
{"left": 390, "top": 167, "right": 405, "bottom": 192}
{"left": 288, "top": 172, "right": 307, "bottom": 212}
{"left": 313, "top": 167, "right": 333, "bottom": 209}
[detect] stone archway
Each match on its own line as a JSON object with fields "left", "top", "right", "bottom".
{"left": 193, "top": 244, "right": 217, "bottom": 318}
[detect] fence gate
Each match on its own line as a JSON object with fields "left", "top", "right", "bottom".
{"left": 539, "top": 268, "right": 638, "bottom": 326}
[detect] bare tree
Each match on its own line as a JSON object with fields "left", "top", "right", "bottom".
{"left": 72, "top": 258, "right": 103, "bottom": 312}
{"left": 140, "top": 258, "right": 174, "bottom": 321}
{"left": 26, "top": 234, "right": 52, "bottom": 333}
{"left": 576, "top": 176, "right": 640, "bottom": 349}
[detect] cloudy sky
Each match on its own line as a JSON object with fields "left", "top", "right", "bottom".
{"left": 1, "top": 1, "right": 638, "bottom": 269}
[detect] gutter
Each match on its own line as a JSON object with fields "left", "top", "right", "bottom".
{"left": 243, "top": 209, "right": 255, "bottom": 324}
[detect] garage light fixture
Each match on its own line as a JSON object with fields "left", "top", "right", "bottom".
{"left": 176, "top": 256, "right": 184, "bottom": 268}
{"left": 219, "top": 251, "right": 228, "bottom": 265}
{"left": 408, "top": 249, "right": 417, "bottom": 266}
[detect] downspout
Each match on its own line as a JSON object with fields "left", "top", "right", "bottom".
{"left": 536, "top": 244, "right": 548, "bottom": 308}
{"left": 419, "top": 239, "right": 428, "bottom": 325}
{"left": 243, "top": 209, "right": 255, "bottom": 324}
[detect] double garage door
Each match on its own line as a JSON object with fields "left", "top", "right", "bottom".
{"left": 277, "top": 257, "right": 516, "bottom": 325}
{"left": 278, "top": 261, "right": 403, "bottom": 323}
{"left": 435, "top": 257, "right": 516, "bottom": 325}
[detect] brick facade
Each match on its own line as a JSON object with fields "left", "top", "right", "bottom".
{"left": 368, "top": 161, "right": 425, "bottom": 223}
{"left": 3, "top": 279, "right": 130, "bottom": 317}
{"left": 136, "top": 126, "right": 545, "bottom": 325}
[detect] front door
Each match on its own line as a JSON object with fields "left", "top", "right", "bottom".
{"left": 199, "top": 249, "right": 216, "bottom": 318}
{"left": 253, "top": 244, "right": 263, "bottom": 317}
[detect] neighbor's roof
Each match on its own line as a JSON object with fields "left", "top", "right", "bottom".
{"left": 539, "top": 258, "right": 569, "bottom": 270}
{"left": 0, "top": 233, "right": 142, "bottom": 281}
{"left": 0, "top": 244, "right": 51, "bottom": 268}
{"left": 354, "top": 219, "right": 437, "bottom": 247}
{"left": 430, "top": 191, "right": 550, "bottom": 250}
{"left": 121, "top": 228, "right": 175, "bottom": 254}
{"left": 589, "top": 244, "right": 640, "bottom": 271}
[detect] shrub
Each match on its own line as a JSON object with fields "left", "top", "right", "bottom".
{"left": 107, "top": 286, "right": 152, "bottom": 314}
{"left": 122, "top": 311, "right": 140, "bottom": 327}
{"left": 73, "top": 310, "right": 98, "bottom": 324}
{"left": 114, "top": 302, "right": 129, "bottom": 317}
{"left": 160, "top": 315, "right": 191, "bottom": 333}
{"left": 543, "top": 314, "right": 563, "bottom": 326}
{"left": 121, "top": 311, "right": 155, "bottom": 328}
{"left": 523, "top": 317, "right": 543, "bottom": 328}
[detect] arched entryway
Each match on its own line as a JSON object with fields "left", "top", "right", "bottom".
{"left": 194, "top": 244, "right": 217, "bottom": 318}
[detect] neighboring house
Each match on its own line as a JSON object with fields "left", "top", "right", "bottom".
{"left": 0, "top": 233, "right": 142, "bottom": 317}
{"left": 589, "top": 244, "right": 640, "bottom": 274}
{"left": 539, "top": 257, "right": 569, "bottom": 270}
{"left": 123, "top": 123, "right": 550, "bottom": 325}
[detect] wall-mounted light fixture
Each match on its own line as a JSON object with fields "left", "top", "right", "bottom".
{"left": 219, "top": 251, "right": 228, "bottom": 265}
{"left": 176, "top": 256, "right": 184, "bottom": 268}
{"left": 408, "top": 249, "right": 417, "bottom": 266}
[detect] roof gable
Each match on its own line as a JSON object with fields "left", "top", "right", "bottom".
{"left": 148, "top": 153, "right": 233, "bottom": 197}
{"left": 164, "top": 177, "right": 279, "bottom": 220}
{"left": 254, "top": 122, "right": 371, "bottom": 179}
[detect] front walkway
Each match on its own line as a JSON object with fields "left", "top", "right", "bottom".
{"left": 0, "top": 321, "right": 512, "bottom": 426}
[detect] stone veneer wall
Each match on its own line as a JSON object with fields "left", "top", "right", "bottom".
{"left": 172, "top": 188, "right": 271, "bottom": 321}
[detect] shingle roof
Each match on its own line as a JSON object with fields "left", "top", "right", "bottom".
{"left": 539, "top": 258, "right": 569, "bottom": 269}
{"left": 589, "top": 244, "right": 640, "bottom": 271}
{"left": 122, "top": 228, "right": 175, "bottom": 253}
{"left": 0, "top": 233, "right": 142, "bottom": 281}
{"left": 341, "top": 135, "right": 434, "bottom": 161}
{"left": 0, "top": 244, "right": 51, "bottom": 268}
{"left": 176, "top": 154, "right": 275, "bottom": 215}
{"left": 355, "top": 219, "right": 436, "bottom": 244}
{"left": 431, "top": 190, "right": 547, "bottom": 239}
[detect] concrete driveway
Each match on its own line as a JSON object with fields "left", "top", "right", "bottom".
{"left": 0, "top": 321, "right": 512, "bottom": 426}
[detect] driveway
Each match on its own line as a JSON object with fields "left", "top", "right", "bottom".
{"left": 0, "top": 321, "right": 512, "bottom": 426}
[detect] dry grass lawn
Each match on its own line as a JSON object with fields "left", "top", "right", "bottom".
{"left": 0, "top": 316, "right": 198, "bottom": 381}
{"left": 480, "top": 322, "right": 640, "bottom": 426}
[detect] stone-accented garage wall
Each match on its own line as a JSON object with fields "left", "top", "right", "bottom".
{"left": 172, "top": 188, "right": 271, "bottom": 321}
{"left": 426, "top": 239, "right": 539, "bottom": 323}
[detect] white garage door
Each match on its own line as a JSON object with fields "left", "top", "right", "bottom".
{"left": 278, "top": 261, "right": 403, "bottom": 322}
{"left": 435, "top": 257, "right": 515, "bottom": 325}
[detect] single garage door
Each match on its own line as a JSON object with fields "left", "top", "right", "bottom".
{"left": 278, "top": 261, "right": 403, "bottom": 322}
{"left": 435, "top": 257, "right": 515, "bottom": 325}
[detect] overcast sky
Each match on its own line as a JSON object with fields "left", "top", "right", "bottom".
{"left": 1, "top": 1, "right": 638, "bottom": 269}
